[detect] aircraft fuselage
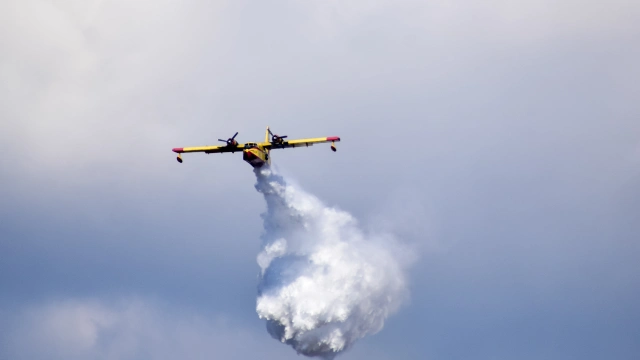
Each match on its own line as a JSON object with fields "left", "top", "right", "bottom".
{"left": 242, "top": 143, "right": 270, "bottom": 168}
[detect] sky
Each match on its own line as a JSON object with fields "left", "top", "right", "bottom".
{"left": 1, "top": 0, "right": 639, "bottom": 359}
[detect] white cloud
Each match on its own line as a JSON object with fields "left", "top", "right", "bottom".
{"left": 2, "top": 297, "right": 284, "bottom": 360}
{"left": 2, "top": 0, "right": 637, "bottom": 172}
{"left": 0, "top": 0, "right": 227, "bottom": 176}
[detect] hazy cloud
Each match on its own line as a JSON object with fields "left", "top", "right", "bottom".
{"left": 2, "top": 297, "right": 288, "bottom": 360}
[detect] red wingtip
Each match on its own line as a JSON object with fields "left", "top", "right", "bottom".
{"left": 326, "top": 136, "right": 341, "bottom": 141}
{"left": 172, "top": 148, "right": 183, "bottom": 153}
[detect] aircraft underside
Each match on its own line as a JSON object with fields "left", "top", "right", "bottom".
{"left": 243, "top": 147, "right": 269, "bottom": 168}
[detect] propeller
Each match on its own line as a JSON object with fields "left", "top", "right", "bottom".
{"left": 218, "top": 132, "right": 239, "bottom": 146}
{"left": 268, "top": 128, "right": 288, "bottom": 144}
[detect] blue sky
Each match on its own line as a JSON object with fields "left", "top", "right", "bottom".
{"left": 1, "top": 1, "right": 639, "bottom": 359}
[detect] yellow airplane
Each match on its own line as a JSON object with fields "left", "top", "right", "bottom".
{"left": 172, "top": 126, "right": 341, "bottom": 168}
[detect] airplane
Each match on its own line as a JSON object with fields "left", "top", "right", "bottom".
{"left": 171, "top": 126, "right": 341, "bottom": 168}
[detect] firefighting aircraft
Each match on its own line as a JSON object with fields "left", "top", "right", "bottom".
{"left": 172, "top": 126, "right": 340, "bottom": 168}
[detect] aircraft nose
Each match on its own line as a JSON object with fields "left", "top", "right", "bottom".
{"left": 172, "top": 148, "right": 183, "bottom": 153}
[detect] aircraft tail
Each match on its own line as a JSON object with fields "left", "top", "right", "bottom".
{"left": 265, "top": 126, "right": 271, "bottom": 166}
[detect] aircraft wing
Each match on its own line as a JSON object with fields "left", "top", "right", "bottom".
{"left": 265, "top": 136, "right": 340, "bottom": 149}
{"left": 172, "top": 144, "right": 246, "bottom": 154}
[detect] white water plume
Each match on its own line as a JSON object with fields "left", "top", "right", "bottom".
{"left": 254, "top": 166, "right": 412, "bottom": 359}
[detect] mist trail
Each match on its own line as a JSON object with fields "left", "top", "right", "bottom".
{"left": 254, "top": 166, "right": 411, "bottom": 359}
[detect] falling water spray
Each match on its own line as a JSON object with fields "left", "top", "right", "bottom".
{"left": 254, "top": 166, "right": 411, "bottom": 359}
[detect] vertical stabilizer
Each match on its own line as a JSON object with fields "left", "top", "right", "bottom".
{"left": 265, "top": 126, "right": 271, "bottom": 165}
